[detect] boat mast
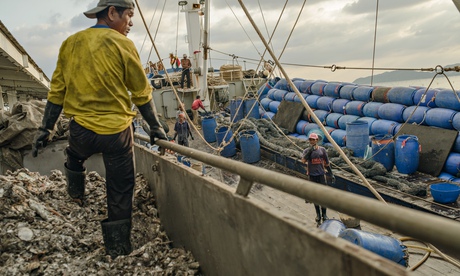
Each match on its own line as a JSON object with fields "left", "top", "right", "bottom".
{"left": 180, "top": 0, "right": 209, "bottom": 103}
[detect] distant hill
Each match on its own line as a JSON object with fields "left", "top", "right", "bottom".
{"left": 353, "top": 63, "right": 460, "bottom": 84}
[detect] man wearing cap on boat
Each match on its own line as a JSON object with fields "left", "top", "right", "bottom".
{"left": 32, "top": 0, "right": 167, "bottom": 259}
{"left": 301, "top": 132, "right": 333, "bottom": 226}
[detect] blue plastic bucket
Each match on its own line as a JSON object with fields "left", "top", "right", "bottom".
{"left": 316, "top": 96, "right": 335, "bottom": 111}
{"left": 434, "top": 89, "right": 460, "bottom": 111}
{"left": 310, "top": 81, "right": 327, "bottom": 96}
{"left": 202, "top": 116, "right": 217, "bottom": 143}
{"left": 230, "top": 98, "right": 244, "bottom": 123}
{"left": 371, "top": 119, "right": 399, "bottom": 135}
{"left": 371, "top": 87, "right": 391, "bottom": 103}
{"left": 345, "top": 101, "right": 366, "bottom": 116}
{"left": 352, "top": 86, "right": 374, "bottom": 102}
{"left": 346, "top": 120, "right": 369, "bottom": 158}
{"left": 260, "top": 98, "right": 272, "bottom": 111}
{"left": 363, "top": 102, "right": 384, "bottom": 118}
{"left": 339, "top": 229, "right": 408, "bottom": 267}
{"left": 339, "top": 85, "right": 357, "bottom": 100}
{"left": 318, "top": 219, "right": 346, "bottom": 237}
{"left": 395, "top": 135, "right": 420, "bottom": 174}
{"left": 243, "top": 98, "right": 260, "bottom": 119}
{"left": 268, "top": 101, "right": 281, "bottom": 113}
{"left": 300, "top": 80, "right": 315, "bottom": 94}
{"left": 284, "top": 92, "right": 296, "bottom": 102}
{"left": 215, "top": 126, "right": 236, "bottom": 157}
{"left": 425, "top": 108, "right": 457, "bottom": 129}
{"left": 443, "top": 153, "right": 460, "bottom": 176}
{"left": 338, "top": 115, "right": 360, "bottom": 130}
{"left": 378, "top": 103, "right": 406, "bottom": 123}
{"left": 239, "top": 130, "right": 260, "bottom": 163}
{"left": 387, "top": 87, "right": 417, "bottom": 106}
{"left": 326, "top": 113, "right": 343, "bottom": 129}
{"left": 358, "top": 117, "right": 377, "bottom": 135}
{"left": 296, "top": 120, "right": 309, "bottom": 135}
{"left": 330, "top": 129, "right": 347, "bottom": 147}
{"left": 305, "top": 95, "right": 321, "bottom": 109}
{"left": 331, "top": 99, "right": 350, "bottom": 114}
{"left": 414, "top": 88, "right": 438, "bottom": 107}
{"left": 402, "top": 106, "right": 430, "bottom": 125}
{"left": 372, "top": 134, "right": 395, "bottom": 171}
{"left": 324, "top": 82, "right": 342, "bottom": 98}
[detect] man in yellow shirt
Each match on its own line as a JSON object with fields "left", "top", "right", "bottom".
{"left": 32, "top": 0, "right": 167, "bottom": 259}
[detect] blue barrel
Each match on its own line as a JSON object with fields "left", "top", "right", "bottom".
{"left": 372, "top": 87, "right": 391, "bottom": 103}
{"left": 202, "top": 116, "right": 217, "bottom": 142}
{"left": 395, "top": 135, "right": 420, "bottom": 174}
{"left": 273, "top": 78, "right": 288, "bottom": 90}
{"left": 435, "top": 89, "right": 460, "bottom": 111}
{"left": 273, "top": 89, "right": 288, "bottom": 101}
{"left": 414, "top": 88, "right": 438, "bottom": 107}
{"left": 346, "top": 120, "right": 369, "bottom": 158}
{"left": 239, "top": 130, "right": 260, "bottom": 163}
{"left": 326, "top": 113, "right": 343, "bottom": 129}
{"left": 305, "top": 95, "right": 321, "bottom": 109}
{"left": 297, "top": 134, "right": 308, "bottom": 140}
{"left": 378, "top": 103, "right": 406, "bottom": 123}
{"left": 345, "top": 101, "right": 366, "bottom": 116}
{"left": 322, "top": 126, "right": 336, "bottom": 143}
{"left": 288, "top": 80, "right": 303, "bottom": 92}
{"left": 319, "top": 219, "right": 346, "bottom": 237}
{"left": 438, "top": 172, "right": 455, "bottom": 181}
{"left": 339, "top": 85, "right": 357, "bottom": 100}
{"left": 387, "top": 87, "right": 417, "bottom": 106}
{"left": 372, "top": 134, "right": 395, "bottom": 171}
{"left": 353, "top": 86, "right": 374, "bottom": 102}
{"left": 262, "top": 111, "right": 275, "bottom": 120}
{"left": 339, "top": 229, "right": 408, "bottom": 267}
{"left": 300, "top": 80, "right": 315, "bottom": 93}
{"left": 304, "top": 123, "right": 320, "bottom": 135}
{"left": 453, "top": 113, "right": 460, "bottom": 131}
{"left": 215, "top": 126, "right": 236, "bottom": 157}
{"left": 230, "top": 98, "right": 244, "bottom": 122}
{"left": 260, "top": 97, "right": 272, "bottom": 111}
{"left": 330, "top": 129, "right": 347, "bottom": 147}
{"left": 296, "top": 120, "right": 309, "bottom": 134}
{"left": 266, "top": 88, "right": 277, "bottom": 100}
{"left": 332, "top": 99, "right": 350, "bottom": 114}
{"left": 310, "top": 110, "right": 329, "bottom": 124}
{"left": 443, "top": 153, "right": 460, "bottom": 176}
{"left": 324, "top": 82, "right": 342, "bottom": 98}
{"left": 371, "top": 119, "right": 399, "bottom": 135}
{"left": 293, "top": 93, "right": 307, "bottom": 103}
{"left": 425, "top": 108, "right": 457, "bottom": 129}
{"left": 316, "top": 96, "right": 335, "bottom": 111}
{"left": 258, "top": 108, "right": 265, "bottom": 119}
{"left": 268, "top": 101, "right": 281, "bottom": 113}
{"left": 363, "top": 102, "right": 384, "bottom": 118}
{"left": 243, "top": 98, "right": 260, "bottom": 119}
{"left": 453, "top": 133, "right": 460, "bottom": 153}
{"left": 358, "top": 117, "right": 377, "bottom": 135}
{"left": 257, "top": 82, "right": 273, "bottom": 99}
{"left": 310, "top": 81, "right": 327, "bottom": 96}
{"left": 338, "top": 115, "right": 360, "bottom": 130}
{"left": 402, "top": 106, "right": 430, "bottom": 125}
{"left": 284, "top": 92, "right": 296, "bottom": 102}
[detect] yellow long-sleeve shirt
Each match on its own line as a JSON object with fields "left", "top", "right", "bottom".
{"left": 47, "top": 26, "right": 152, "bottom": 134}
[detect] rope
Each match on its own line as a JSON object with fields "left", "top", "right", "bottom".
{"left": 370, "top": 0, "right": 380, "bottom": 86}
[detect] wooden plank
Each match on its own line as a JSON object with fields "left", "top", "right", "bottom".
{"left": 272, "top": 101, "right": 304, "bottom": 133}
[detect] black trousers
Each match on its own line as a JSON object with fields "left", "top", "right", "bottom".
{"left": 181, "top": 68, "right": 191, "bottom": 88}
{"left": 66, "top": 120, "right": 135, "bottom": 222}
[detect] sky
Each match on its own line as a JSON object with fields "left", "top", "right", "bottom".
{"left": 2, "top": 0, "right": 460, "bottom": 84}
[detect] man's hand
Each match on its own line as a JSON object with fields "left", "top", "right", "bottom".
{"left": 32, "top": 127, "right": 50, "bottom": 157}
{"left": 150, "top": 126, "right": 168, "bottom": 145}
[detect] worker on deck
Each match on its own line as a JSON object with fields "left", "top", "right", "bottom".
{"left": 191, "top": 95, "right": 207, "bottom": 128}
{"left": 32, "top": 0, "right": 167, "bottom": 259}
{"left": 180, "top": 53, "right": 192, "bottom": 89}
{"left": 301, "top": 133, "right": 333, "bottom": 226}
{"left": 173, "top": 113, "right": 194, "bottom": 147}
{"left": 169, "top": 53, "right": 180, "bottom": 72}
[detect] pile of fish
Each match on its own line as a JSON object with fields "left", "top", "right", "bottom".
{"left": 0, "top": 169, "right": 200, "bottom": 275}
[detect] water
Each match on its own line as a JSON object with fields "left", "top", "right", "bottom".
{"left": 372, "top": 75, "right": 460, "bottom": 90}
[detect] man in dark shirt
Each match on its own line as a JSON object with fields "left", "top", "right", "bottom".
{"left": 173, "top": 113, "right": 193, "bottom": 146}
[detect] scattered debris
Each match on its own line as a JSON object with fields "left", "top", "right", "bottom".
{"left": 0, "top": 169, "right": 200, "bottom": 275}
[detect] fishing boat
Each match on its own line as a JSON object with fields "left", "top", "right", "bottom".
{"left": 2, "top": 0, "right": 460, "bottom": 275}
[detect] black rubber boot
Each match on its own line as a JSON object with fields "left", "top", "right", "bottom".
{"left": 314, "top": 205, "right": 322, "bottom": 226}
{"left": 101, "top": 219, "right": 132, "bottom": 259}
{"left": 64, "top": 163, "right": 85, "bottom": 200}
{"left": 321, "top": 207, "right": 329, "bottom": 222}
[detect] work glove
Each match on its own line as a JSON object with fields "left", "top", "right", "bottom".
{"left": 32, "top": 101, "right": 63, "bottom": 157}
{"left": 191, "top": 135, "right": 194, "bottom": 140}
{"left": 173, "top": 133, "right": 177, "bottom": 141}
{"left": 137, "top": 100, "right": 167, "bottom": 145}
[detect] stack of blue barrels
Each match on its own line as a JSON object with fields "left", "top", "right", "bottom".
{"left": 257, "top": 78, "right": 460, "bottom": 179}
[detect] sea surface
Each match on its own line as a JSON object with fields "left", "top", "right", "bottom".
{"left": 371, "top": 75, "right": 460, "bottom": 91}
